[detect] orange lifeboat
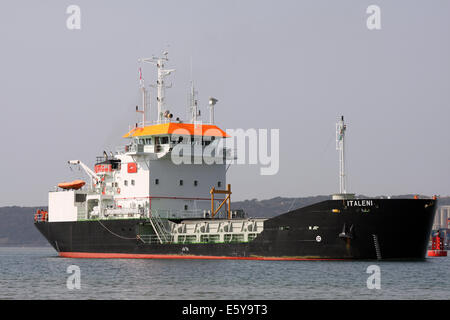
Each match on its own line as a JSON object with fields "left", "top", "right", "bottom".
{"left": 58, "top": 180, "right": 86, "bottom": 190}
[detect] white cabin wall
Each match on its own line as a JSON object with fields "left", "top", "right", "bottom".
{"left": 48, "top": 191, "right": 78, "bottom": 222}
{"left": 114, "top": 154, "right": 150, "bottom": 208}
{"left": 149, "top": 159, "right": 226, "bottom": 197}
{"left": 149, "top": 159, "right": 226, "bottom": 213}
{"left": 112, "top": 148, "right": 227, "bottom": 214}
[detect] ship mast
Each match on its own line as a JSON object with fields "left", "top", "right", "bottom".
{"left": 139, "top": 52, "right": 175, "bottom": 124}
{"left": 336, "top": 115, "right": 347, "bottom": 194}
{"left": 135, "top": 67, "right": 148, "bottom": 127}
{"left": 190, "top": 81, "right": 199, "bottom": 123}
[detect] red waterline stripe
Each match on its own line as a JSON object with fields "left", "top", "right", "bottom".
{"left": 58, "top": 252, "right": 344, "bottom": 261}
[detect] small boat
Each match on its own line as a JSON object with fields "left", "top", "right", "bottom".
{"left": 57, "top": 180, "right": 86, "bottom": 190}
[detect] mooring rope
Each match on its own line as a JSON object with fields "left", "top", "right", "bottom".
{"left": 96, "top": 219, "right": 138, "bottom": 240}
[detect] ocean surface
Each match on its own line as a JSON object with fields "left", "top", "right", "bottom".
{"left": 0, "top": 246, "right": 449, "bottom": 300}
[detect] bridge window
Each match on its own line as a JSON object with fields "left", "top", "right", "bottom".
{"left": 155, "top": 179, "right": 159, "bottom": 185}
{"left": 124, "top": 180, "right": 128, "bottom": 186}
{"left": 160, "top": 136, "right": 169, "bottom": 144}
{"left": 179, "top": 180, "right": 184, "bottom": 186}
{"left": 194, "top": 180, "right": 198, "bottom": 186}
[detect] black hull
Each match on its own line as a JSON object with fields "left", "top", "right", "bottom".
{"left": 35, "top": 199, "right": 436, "bottom": 260}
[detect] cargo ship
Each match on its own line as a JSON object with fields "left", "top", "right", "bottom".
{"left": 35, "top": 53, "right": 437, "bottom": 260}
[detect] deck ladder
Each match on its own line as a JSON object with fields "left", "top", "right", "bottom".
{"left": 372, "top": 234, "right": 382, "bottom": 260}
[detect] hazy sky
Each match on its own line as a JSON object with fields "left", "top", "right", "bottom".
{"left": 1, "top": 0, "right": 450, "bottom": 206}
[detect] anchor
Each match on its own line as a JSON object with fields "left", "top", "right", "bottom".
{"left": 339, "top": 223, "right": 354, "bottom": 240}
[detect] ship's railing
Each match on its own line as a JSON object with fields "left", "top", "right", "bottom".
{"left": 89, "top": 207, "right": 208, "bottom": 220}
{"left": 116, "top": 144, "right": 167, "bottom": 155}
{"left": 83, "top": 205, "right": 242, "bottom": 221}
{"left": 116, "top": 141, "right": 236, "bottom": 161}
{"left": 135, "top": 119, "right": 189, "bottom": 128}
{"left": 135, "top": 119, "right": 234, "bottom": 128}
{"left": 137, "top": 234, "right": 173, "bottom": 244}
{"left": 115, "top": 144, "right": 145, "bottom": 154}
{"left": 115, "top": 145, "right": 129, "bottom": 154}
{"left": 102, "top": 207, "right": 145, "bottom": 219}
{"left": 105, "top": 207, "right": 144, "bottom": 215}
{"left": 150, "top": 208, "right": 206, "bottom": 219}
{"left": 149, "top": 208, "right": 242, "bottom": 219}
{"left": 116, "top": 144, "right": 147, "bottom": 154}
{"left": 137, "top": 233, "right": 261, "bottom": 245}
{"left": 129, "top": 144, "right": 145, "bottom": 153}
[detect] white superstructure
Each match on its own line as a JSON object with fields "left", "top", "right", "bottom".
{"left": 48, "top": 53, "right": 239, "bottom": 224}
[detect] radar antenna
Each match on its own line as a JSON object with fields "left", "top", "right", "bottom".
{"left": 139, "top": 52, "right": 175, "bottom": 124}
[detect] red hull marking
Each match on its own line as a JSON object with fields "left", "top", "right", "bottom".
{"left": 58, "top": 252, "right": 344, "bottom": 261}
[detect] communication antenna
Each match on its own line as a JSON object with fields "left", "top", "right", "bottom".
{"left": 139, "top": 52, "right": 175, "bottom": 124}
{"left": 336, "top": 115, "right": 347, "bottom": 194}
{"left": 135, "top": 66, "right": 148, "bottom": 127}
{"left": 189, "top": 81, "right": 200, "bottom": 123}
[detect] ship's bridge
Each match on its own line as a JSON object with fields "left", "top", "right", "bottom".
{"left": 119, "top": 122, "right": 235, "bottom": 161}
{"left": 122, "top": 122, "right": 230, "bottom": 139}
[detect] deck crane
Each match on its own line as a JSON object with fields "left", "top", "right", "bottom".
{"left": 68, "top": 160, "right": 101, "bottom": 187}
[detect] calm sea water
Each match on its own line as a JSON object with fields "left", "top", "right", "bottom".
{"left": 0, "top": 246, "right": 449, "bottom": 300}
